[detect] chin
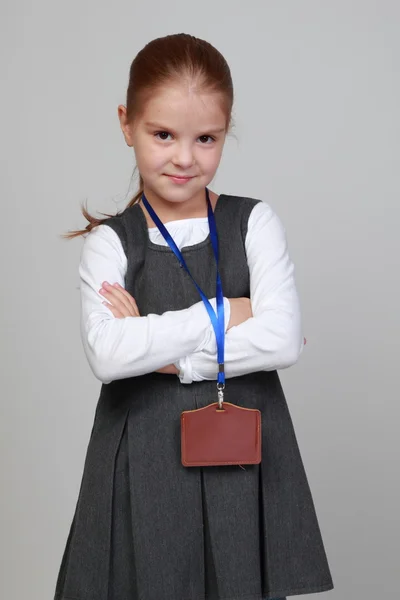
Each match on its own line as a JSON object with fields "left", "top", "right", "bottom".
{"left": 160, "top": 182, "right": 205, "bottom": 198}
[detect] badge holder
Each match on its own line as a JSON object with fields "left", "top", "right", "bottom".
{"left": 180, "top": 384, "right": 261, "bottom": 467}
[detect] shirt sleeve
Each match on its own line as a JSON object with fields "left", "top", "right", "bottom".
{"left": 175, "top": 201, "right": 304, "bottom": 383}
{"left": 79, "top": 224, "right": 231, "bottom": 384}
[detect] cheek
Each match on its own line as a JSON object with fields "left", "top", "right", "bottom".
{"left": 135, "top": 143, "right": 166, "bottom": 173}
{"left": 199, "top": 148, "right": 224, "bottom": 172}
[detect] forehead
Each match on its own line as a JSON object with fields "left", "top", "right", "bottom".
{"left": 140, "top": 85, "right": 226, "bottom": 130}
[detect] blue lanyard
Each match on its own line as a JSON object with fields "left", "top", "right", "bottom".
{"left": 141, "top": 188, "right": 225, "bottom": 388}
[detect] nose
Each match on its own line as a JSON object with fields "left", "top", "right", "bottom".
{"left": 172, "top": 142, "right": 195, "bottom": 169}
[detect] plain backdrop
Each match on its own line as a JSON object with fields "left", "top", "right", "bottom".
{"left": 1, "top": 1, "right": 399, "bottom": 599}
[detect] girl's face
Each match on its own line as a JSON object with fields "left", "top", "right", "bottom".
{"left": 119, "top": 84, "right": 227, "bottom": 208}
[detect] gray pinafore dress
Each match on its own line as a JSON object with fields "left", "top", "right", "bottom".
{"left": 54, "top": 194, "right": 334, "bottom": 600}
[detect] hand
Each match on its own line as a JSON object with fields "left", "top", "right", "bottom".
{"left": 99, "top": 282, "right": 177, "bottom": 375}
{"left": 157, "top": 364, "right": 179, "bottom": 375}
{"left": 99, "top": 281, "right": 140, "bottom": 318}
{"left": 227, "top": 297, "right": 253, "bottom": 330}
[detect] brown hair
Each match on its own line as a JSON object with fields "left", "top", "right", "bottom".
{"left": 63, "top": 33, "right": 234, "bottom": 239}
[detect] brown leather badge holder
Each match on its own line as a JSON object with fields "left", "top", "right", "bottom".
{"left": 181, "top": 402, "right": 261, "bottom": 467}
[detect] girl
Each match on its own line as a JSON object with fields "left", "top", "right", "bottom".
{"left": 54, "top": 33, "right": 334, "bottom": 600}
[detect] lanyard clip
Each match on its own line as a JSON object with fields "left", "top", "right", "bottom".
{"left": 217, "top": 382, "right": 225, "bottom": 410}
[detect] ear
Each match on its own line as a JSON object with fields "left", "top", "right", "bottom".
{"left": 117, "top": 105, "right": 134, "bottom": 147}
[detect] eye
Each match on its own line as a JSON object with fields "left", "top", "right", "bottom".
{"left": 198, "top": 135, "right": 215, "bottom": 144}
{"left": 154, "top": 131, "right": 172, "bottom": 141}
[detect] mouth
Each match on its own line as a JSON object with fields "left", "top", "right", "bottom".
{"left": 165, "top": 174, "right": 194, "bottom": 179}
{"left": 164, "top": 174, "right": 195, "bottom": 184}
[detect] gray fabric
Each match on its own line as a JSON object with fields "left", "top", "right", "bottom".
{"left": 54, "top": 194, "right": 334, "bottom": 600}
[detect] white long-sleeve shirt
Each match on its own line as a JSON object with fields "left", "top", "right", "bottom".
{"left": 79, "top": 200, "right": 304, "bottom": 384}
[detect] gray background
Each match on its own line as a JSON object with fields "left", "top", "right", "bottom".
{"left": 1, "top": 1, "right": 399, "bottom": 598}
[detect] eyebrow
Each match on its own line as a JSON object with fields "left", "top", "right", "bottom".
{"left": 144, "top": 121, "right": 226, "bottom": 134}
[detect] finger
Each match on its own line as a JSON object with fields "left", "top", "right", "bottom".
{"left": 102, "top": 282, "right": 134, "bottom": 314}
{"left": 100, "top": 289, "right": 132, "bottom": 317}
{"left": 102, "top": 302, "right": 124, "bottom": 319}
{"left": 113, "top": 283, "right": 140, "bottom": 316}
{"left": 100, "top": 284, "right": 135, "bottom": 317}
{"left": 105, "top": 282, "right": 140, "bottom": 316}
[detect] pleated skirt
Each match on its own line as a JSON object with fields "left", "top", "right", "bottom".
{"left": 54, "top": 371, "right": 333, "bottom": 600}
{"left": 108, "top": 422, "right": 285, "bottom": 600}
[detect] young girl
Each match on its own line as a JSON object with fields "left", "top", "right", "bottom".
{"left": 54, "top": 33, "right": 334, "bottom": 600}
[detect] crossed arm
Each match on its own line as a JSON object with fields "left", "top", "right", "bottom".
{"left": 79, "top": 201, "right": 304, "bottom": 384}
{"left": 98, "top": 283, "right": 254, "bottom": 376}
